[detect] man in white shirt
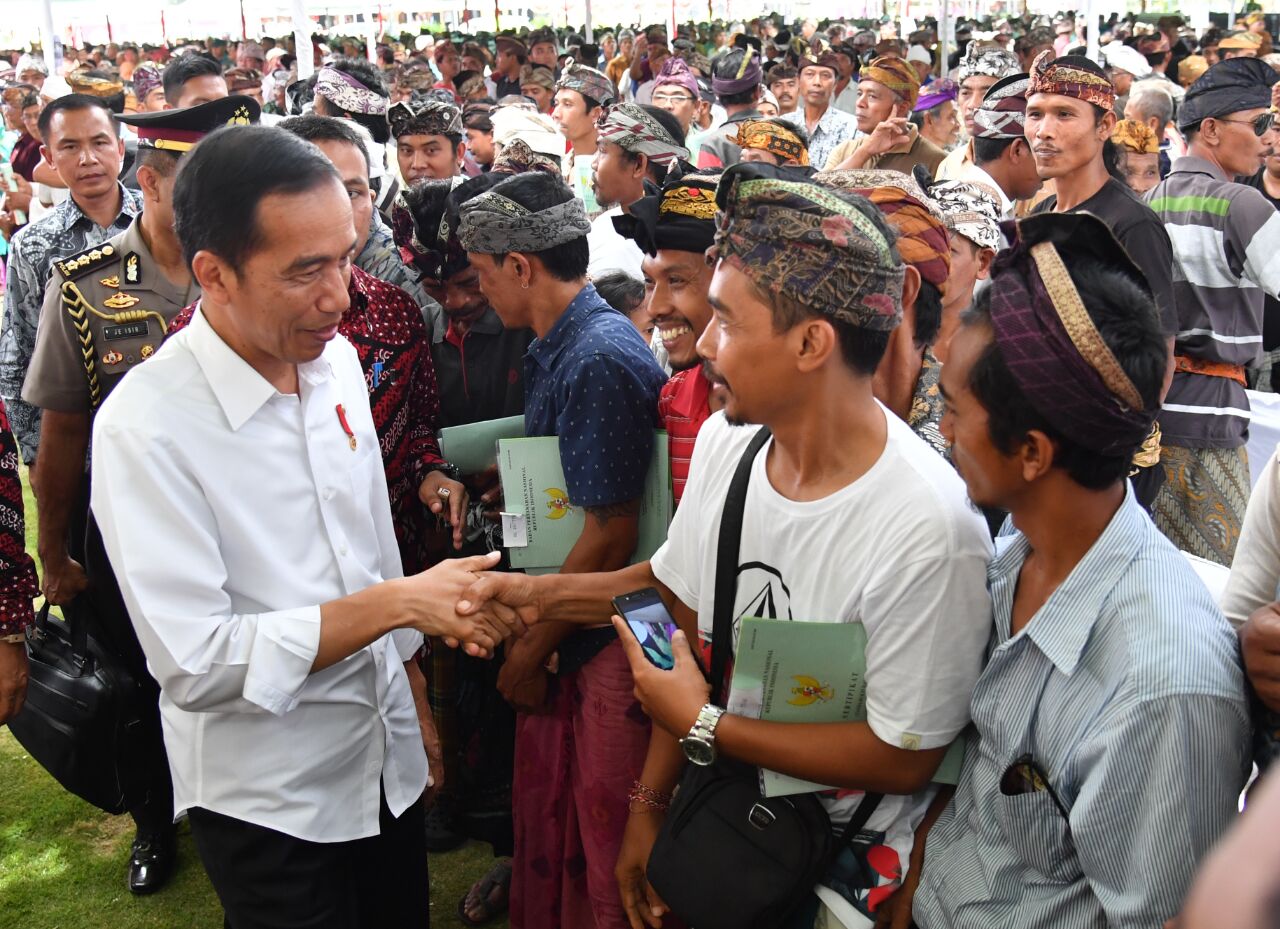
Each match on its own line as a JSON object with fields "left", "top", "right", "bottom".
{"left": 91, "top": 127, "right": 518, "bottom": 928}
{"left": 586, "top": 103, "right": 689, "bottom": 280}
{"left": 458, "top": 163, "right": 993, "bottom": 928}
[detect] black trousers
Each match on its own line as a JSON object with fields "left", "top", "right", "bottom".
{"left": 188, "top": 793, "right": 430, "bottom": 929}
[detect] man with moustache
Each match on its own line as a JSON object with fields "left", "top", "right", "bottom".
{"left": 585, "top": 103, "right": 689, "bottom": 279}
{"left": 766, "top": 64, "right": 800, "bottom": 115}
{"left": 455, "top": 164, "right": 994, "bottom": 929}
{"left": 825, "top": 56, "right": 944, "bottom": 175}
{"left": 912, "top": 210, "right": 1248, "bottom": 929}
{"left": 616, "top": 169, "right": 722, "bottom": 504}
{"left": 1146, "top": 58, "right": 1280, "bottom": 565}
{"left": 1027, "top": 52, "right": 1177, "bottom": 381}
{"left": 782, "top": 53, "right": 859, "bottom": 171}
{"left": 1026, "top": 53, "right": 1175, "bottom": 511}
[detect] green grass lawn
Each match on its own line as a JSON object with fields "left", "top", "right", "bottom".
{"left": 0, "top": 470, "right": 509, "bottom": 928}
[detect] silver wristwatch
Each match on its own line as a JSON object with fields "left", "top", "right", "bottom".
{"left": 680, "top": 704, "right": 725, "bottom": 767}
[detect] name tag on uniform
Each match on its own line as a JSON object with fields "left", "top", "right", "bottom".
{"left": 103, "top": 322, "right": 149, "bottom": 341}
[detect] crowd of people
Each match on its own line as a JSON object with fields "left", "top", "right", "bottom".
{"left": 1, "top": 9, "right": 1280, "bottom": 929}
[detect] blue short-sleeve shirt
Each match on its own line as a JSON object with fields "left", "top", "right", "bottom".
{"left": 524, "top": 284, "right": 667, "bottom": 509}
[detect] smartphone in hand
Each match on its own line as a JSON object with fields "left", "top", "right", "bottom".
{"left": 612, "top": 587, "right": 679, "bottom": 670}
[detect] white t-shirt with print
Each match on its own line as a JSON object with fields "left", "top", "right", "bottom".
{"left": 651, "top": 407, "right": 993, "bottom": 916}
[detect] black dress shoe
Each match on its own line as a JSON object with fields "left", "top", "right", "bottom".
{"left": 127, "top": 832, "right": 176, "bottom": 895}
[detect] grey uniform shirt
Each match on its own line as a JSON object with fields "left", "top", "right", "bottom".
{"left": 0, "top": 185, "right": 142, "bottom": 461}
{"left": 24, "top": 217, "right": 197, "bottom": 414}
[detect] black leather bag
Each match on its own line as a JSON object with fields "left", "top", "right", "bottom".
{"left": 8, "top": 601, "right": 151, "bottom": 814}
{"left": 646, "top": 427, "right": 882, "bottom": 929}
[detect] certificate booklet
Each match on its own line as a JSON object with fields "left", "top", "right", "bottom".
{"left": 438, "top": 415, "right": 526, "bottom": 475}
{"left": 496, "top": 433, "right": 672, "bottom": 570}
{"left": 727, "top": 618, "right": 965, "bottom": 797}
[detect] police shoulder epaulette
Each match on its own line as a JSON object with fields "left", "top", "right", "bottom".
{"left": 55, "top": 242, "right": 118, "bottom": 280}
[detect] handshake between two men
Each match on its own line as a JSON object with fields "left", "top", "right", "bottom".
{"left": 362, "top": 554, "right": 677, "bottom": 672}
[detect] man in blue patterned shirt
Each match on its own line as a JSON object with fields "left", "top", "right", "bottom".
{"left": 781, "top": 53, "right": 859, "bottom": 171}
{"left": 458, "top": 171, "right": 666, "bottom": 929}
{"left": 0, "top": 95, "right": 142, "bottom": 463}
{"left": 911, "top": 212, "right": 1249, "bottom": 929}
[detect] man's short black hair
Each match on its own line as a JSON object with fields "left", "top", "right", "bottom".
{"left": 718, "top": 85, "right": 759, "bottom": 107}
{"left": 473, "top": 172, "right": 589, "bottom": 282}
{"left": 594, "top": 271, "right": 646, "bottom": 315}
{"left": 174, "top": 126, "right": 340, "bottom": 272}
{"left": 765, "top": 64, "right": 798, "bottom": 86}
{"left": 973, "top": 134, "right": 1021, "bottom": 165}
{"left": 134, "top": 146, "right": 181, "bottom": 178}
{"left": 619, "top": 105, "right": 686, "bottom": 184}
{"left": 913, "top": 280, "right": 942, "bottom": 348}
{"left": 961, "top": 261, "right": 1166, "bottom": 489}
{"left": 37, "top": 94, "right": 114, "bottom": 143}
{"left": 162, "top": 53, "right": 222, "bottom": 105}
{"left": 278, "top": 114, "right": 372, "bottom": 176}
{"left": 757, "top": 192, "right": 900, "bottom": 377}
{"left": 318, "top": 57, "right": 391, "bottom": 144}
{"left": 462, "top": 106, "right": 493, "bottom": 132}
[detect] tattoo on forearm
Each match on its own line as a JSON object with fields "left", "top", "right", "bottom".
{"left": 584, "top": 499, "right": 641, "bottom": 527}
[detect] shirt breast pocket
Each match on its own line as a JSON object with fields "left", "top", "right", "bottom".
{"left": 994, "top": 789, "right": 1080, "bottom": 884}
{"left": 340, "top": 443, "right": 388, "bottom": 555}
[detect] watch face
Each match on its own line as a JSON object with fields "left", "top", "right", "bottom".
{"left": 682, "top": 736, "right": 716, "bottom": 767}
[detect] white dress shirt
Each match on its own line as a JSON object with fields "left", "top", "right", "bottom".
{"left": 91, "top": 307, "right": 427, "bottom": 843}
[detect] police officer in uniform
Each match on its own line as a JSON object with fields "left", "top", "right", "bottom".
{"left": 23, "top": 95, "right": 260, "bottom": 895}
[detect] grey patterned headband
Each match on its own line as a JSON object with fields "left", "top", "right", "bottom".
{"left": 458, "top": 191, "right": 592, "bottom": 254}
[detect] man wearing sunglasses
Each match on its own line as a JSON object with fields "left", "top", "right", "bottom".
{"left": 1145, "top": 57, "right": 1280, "bottom": 566}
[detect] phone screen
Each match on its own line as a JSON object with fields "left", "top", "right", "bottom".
{"left": 615, "top": 594, "right": 679, "bottom": 670}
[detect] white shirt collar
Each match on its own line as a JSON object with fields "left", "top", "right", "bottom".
{"left": 186, "top": 304, "right": 334, "bottom": 432}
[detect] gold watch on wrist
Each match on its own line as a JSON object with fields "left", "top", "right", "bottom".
{"left": 1, "top": 632, "right": 25, "bottom": 644}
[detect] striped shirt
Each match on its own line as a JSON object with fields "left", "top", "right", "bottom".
{"left": 1146, "top": 156, "right": 1280, "bottom": 448}
{"left": 913, "top": 485, "right": 1250, "bottom": 929}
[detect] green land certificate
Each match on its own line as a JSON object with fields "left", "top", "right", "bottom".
{"left": 727, "top": 617, "right": 965, "bottom": 796}
{"left": 496, "top": 433, "right": 672, "bottom": 570}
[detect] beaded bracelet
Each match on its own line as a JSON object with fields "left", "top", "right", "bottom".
{"left": 627, "top": 780, "right": 672, "bottom": 814}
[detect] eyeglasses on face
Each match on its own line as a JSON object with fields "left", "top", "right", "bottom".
{"left": 1217, "top": 111, "right": 1275, "bottom": 137}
